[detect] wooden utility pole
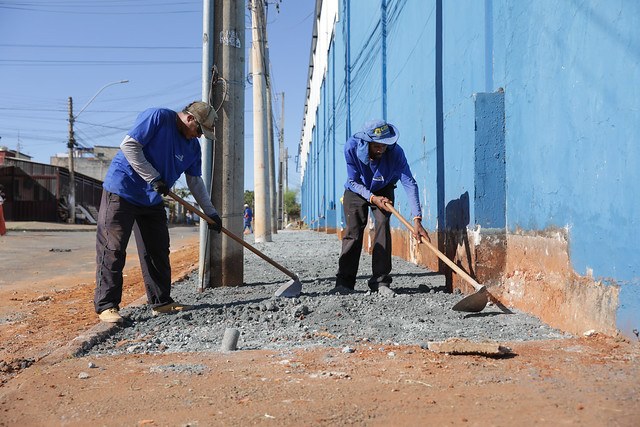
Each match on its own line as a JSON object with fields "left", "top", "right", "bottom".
{"left": 251, "top": 0, "right": 272, "bottom": 243}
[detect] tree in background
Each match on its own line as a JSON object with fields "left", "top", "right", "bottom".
{"left": 167, "top": 186, "right": 192, "bottom": 224}
{"left": 242, "top": 189, "right": 299, "bottom": 223}
{"left": 243, "top": 190, "right": 254, "bottom": 209}
{"left": 283, "top": 189, "right": 300, "bottom": 221}
{"left": 173, "top": 186, "right": 191, "bottom": 199}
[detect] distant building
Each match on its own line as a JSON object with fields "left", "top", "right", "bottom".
{"left": 50, "top": 145, "right": 120, "bottom": 182}
{"left": 0, "top": 146, "right": 32, "bottom": 162}
{"left": 301, "top": 1, "right": 639, "bottom": 339}
{"left": 0, "top": 156, "right": 102, "bottom": 223}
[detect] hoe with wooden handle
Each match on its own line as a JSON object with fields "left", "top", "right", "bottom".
{"left": 168, "top": 191, "right": 302, "bottom": 297}
{"left": 383, "top": 202, "right": 487, "bottom": 312}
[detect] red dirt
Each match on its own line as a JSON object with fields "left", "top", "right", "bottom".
{"left": 1, "top": 239, "right": 639, "bottom": 425}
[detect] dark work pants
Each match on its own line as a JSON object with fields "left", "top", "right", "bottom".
{"left": 336, "top": 185, "right": 395, "bottom": 290}
{"left": 94, "top": 190, "right": 173, "bottom": 313}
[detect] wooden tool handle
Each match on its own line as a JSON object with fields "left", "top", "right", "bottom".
{"left": 168, "top": 191, "right": 298, "bottom": 280}
{"left": 384, "top": 202, "right": 483, "bottom": 291}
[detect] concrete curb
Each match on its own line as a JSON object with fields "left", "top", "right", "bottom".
{"left": 41, "top": 266, "right": 198, "bottom": 365}
{"left": 6, "top": 228, "right": 96, "bottom": 233}
{"left": 42, "top": 322, "right": 119, "bottom": 365}
{"left": 5, "top": 222, "right": 96, "bottom": 232}
{"left": 41, "top": 294, "right": 150, "bottom": 366}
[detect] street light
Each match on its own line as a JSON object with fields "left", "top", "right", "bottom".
{"left": 67, "top": 80, "right": 128, "bottom": 223}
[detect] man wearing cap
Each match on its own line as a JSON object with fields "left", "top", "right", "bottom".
{"left": 335, "top": 119, "right": 429, "bottom": 296}
{"left": 243, "top": 203, "right": 254, "bottom": 234}
{"left": 95, "top": 101, "right": 221, "bottom": 323}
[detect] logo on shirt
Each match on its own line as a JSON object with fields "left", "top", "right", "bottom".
{"left": 175, "top": 154, "right": 184, "bottom": 162}
{"left": 373, "top": 175, "right": 384, "bottom": 181}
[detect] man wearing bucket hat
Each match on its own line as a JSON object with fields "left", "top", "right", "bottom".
{"left": 94, "top": 101, "right": 222, "bottom": 323}
{"left": 335, "top": 119, "right": 429, "bottom": 296}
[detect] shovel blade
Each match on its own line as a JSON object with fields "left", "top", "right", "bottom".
{"left": 274, "top": 279, "right": 302, "bottom": 298}
{"left": 452, "top": 286, "right": 488, "bottom": 312}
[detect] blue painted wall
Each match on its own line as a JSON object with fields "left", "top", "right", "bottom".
{"left": 475, "top": 91, "right": 506, "bottom": 229}
{"left": 299, "top": 0, "right": 639, "bottom": 335}
{"left": 490, "top": 0, "right": 640, "bottom": 333}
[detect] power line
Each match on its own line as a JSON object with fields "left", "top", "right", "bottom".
{"left": 0, "top": 43, "right": 199, "bottom": 50}
{"left": 0, "top": 1, "right": 199, "bottom": 15}
{"left": 74, "top": 120, "right": 129, "bottom": 131}
{"left": 0, "top": 59, "right": 200, "bottom": 66}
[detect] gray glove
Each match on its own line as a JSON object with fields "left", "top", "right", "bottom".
{"left": 152, "top": 179, "right": 170, "bottom": 196}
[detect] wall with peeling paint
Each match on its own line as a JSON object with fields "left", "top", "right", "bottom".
{"left": 298, "top": 0, "right": 639, "bottom": 338}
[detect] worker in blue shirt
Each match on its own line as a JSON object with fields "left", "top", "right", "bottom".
{"left": 243, "top": 204, "right": 254, "bottom": 234}
{"left": 95, "top": 101, "right": 222, "bottom": 324}
{"left": 335, "top": 119, "right": 429, "bottom": 296}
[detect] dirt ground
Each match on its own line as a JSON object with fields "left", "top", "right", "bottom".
{"left": 1, "top": 228, "right": 639, "bottom": 426}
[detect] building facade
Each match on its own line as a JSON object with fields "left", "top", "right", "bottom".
{"left": 298, "top": 0, "right": 639, "bottom": 338}
{"left": 0, "top": 157, "right": 103, "bottom": 223}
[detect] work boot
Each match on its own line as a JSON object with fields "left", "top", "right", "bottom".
{"left": 98, "top": 308, "right": 124, "bottom": 323}
{"left": 329, "top": 284, "right": 355, "bottom": 295}
{"left": 152, "top": 302, "right": 193, "bottom": 315}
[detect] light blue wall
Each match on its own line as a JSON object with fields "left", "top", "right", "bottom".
{"left": 475, "top": 91, "right": 506, "bottom": 229}
{"left": 491, "top": 1, "right": 640, "bottom": 333}
{"left": 300, "top": 0, "right": 639, "bottom": 335}
{"left": 386, "top": 0, "right": 438, "bottom": 227}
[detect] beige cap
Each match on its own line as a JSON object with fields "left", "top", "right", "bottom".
{"left": 186, "top": 101, "right": 217, "bottom": 140}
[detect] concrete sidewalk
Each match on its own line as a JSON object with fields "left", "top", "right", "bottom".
{"left": 4, "top": 221, "right": 96, "bottom": 232}
{"left": 4, "top": 221, "right": 194, "bottom": 232}
{"left": 0, "top": 222, "right": 200, "bottom": 294}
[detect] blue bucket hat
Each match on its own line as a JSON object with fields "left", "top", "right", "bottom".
{"left": 354, "top": 119, "right": 399, "bottom": 145}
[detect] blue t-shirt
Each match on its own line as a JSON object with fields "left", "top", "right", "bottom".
{"left": 344, "top": 135, "right": 422, "bottom": 219}
{"left": 244, "top": 208, "right": 253, "bottom": 222}
{"left": 103, "top": 108, "right": 203, "bottom": 207}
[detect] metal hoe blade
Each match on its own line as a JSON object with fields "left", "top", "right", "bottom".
{"left": 274, "top": 278, "right": 302, "bottom": 298}
{"left": 452, "top": 285, "right": 488, "bottom": 312}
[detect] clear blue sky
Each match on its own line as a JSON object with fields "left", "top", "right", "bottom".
{"left": 0, "top": 0, "right": 315, "bottom": 192}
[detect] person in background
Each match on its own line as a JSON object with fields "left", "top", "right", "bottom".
{"left": 0, "top": 184, "right": 6, "bottom": 236}
{"left": 94, "top": 101, "right": 222, "bottom": 324}
{"left": 243, "top": 203, "right": 254, "bottom": 234}
{"left": 334, "top": 119, "right": 429, "bottom": 296}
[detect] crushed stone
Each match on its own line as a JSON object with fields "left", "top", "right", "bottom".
{"left": 82, "top": 230, "right": 569, "bottom": 357}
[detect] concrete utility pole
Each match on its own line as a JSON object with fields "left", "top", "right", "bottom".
{"left": 284, "top": 147, "right": 288, "bottom": 192}
{"left": 283, "top": 146, "right": 289, "bottom": 225}
{"left": 251, "top": 0, "right": 272, "bottom": 243}
{"left": 203, "top": 0, "right": 245, "bottom": 288}
{"left": 67, "top": 97, "right": 76, "bottom": 223}
{"left": 277, "top": 92, "right": 284, "bottom": 229}
{"left": 262, "top": 16, "right": 277, "bottom": 235}
{"left": 199, "top": 0, "right": 215, "bottom": 288}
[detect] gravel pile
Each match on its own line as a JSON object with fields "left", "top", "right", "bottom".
{"left": 83, "top": 230, "right": 568, "bottom": 356}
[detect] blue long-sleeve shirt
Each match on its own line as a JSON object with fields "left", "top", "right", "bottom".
{"left": 344, "top": 136, "right": 422, "bottom": 219}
